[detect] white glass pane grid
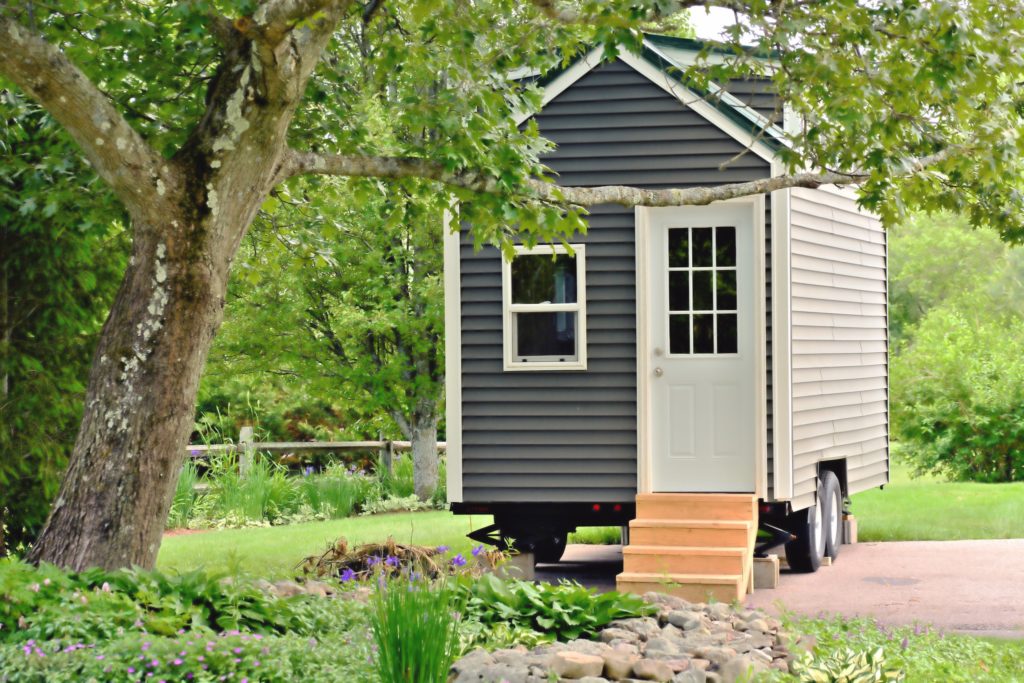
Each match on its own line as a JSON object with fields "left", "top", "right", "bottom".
{"left": 666, "top": 226, "right": 738, "bottom": 356}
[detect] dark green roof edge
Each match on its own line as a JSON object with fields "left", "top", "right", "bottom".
{"left": 642, "top": 33, "right": 780, "bottom": 60}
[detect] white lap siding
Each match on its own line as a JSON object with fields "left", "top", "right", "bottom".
{"left": 788, "top": 187, "right": 889, "bottom": 509}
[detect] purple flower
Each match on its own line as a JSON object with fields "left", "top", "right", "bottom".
{"left": 303, "top": 465, "right": 314, "bottom": 477}
{"left": 471, "top": 545, "right": 485, "bottom": 557}
{"left": 901, "top": 636, "right": 909, "bottom": 650}
{"left": 128, "top": 668, "right": 136, "bottom": 674}
{"left": 173, "top": 658, "right": 183, "bottom": 665}
{"left": 233, "top": 647, "right": 243, "bottom": 654}
{"left": 340, "top": 568, "right": 356, "bottom": 582}
{"left": 436, "top": 545, "right": 450, "bottom": 554}
{"left": 385, "top": 555, "right": 399, "bottom": 567}
{"left": 367, "top": 556, "right": 381, "bottom": 566}
{"left": 450, "top": 554, "right": 467, "bottom": 567}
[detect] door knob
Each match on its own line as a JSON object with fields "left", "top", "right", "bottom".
{"left": 653, "top": 367, "right": 664, "bottom": 377}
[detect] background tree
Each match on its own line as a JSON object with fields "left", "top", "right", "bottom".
{"left": 0, "top": 92, "right": 126, "bottom": 551}
{"left": 210, "top": 177, "right": 445, "bottom": 500}
{"left": 4, "top": 0, "right": 1024, "bottom": 570}
{"left": 889, "top": 212, "right": 1024, "bottom": 483}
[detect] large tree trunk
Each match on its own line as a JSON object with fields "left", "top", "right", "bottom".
{"left": 25, "top": 216, "right": 232, "bottom": 570}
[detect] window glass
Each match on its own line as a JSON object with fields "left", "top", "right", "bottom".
{"left": 667, "top": 226, "right": 738, "bottom": 355}
{"left": 691, "top": 227, "right": 714, "bottom": 267}
{"left": 515, "top": 312, "right": 577, "bottom": 358}
{"left": 669, "top": 314, "right": 690, "bottom": 354}
{"left": 511, "top": 254, "right": 576, "bottom": 304}
{"left": 669, "top": 272, "right": 689, "bottom": 311}
{"left": 668, "top": 228, "right": 689, "bottom": 267}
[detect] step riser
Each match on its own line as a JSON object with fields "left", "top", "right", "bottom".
{"left": 616, "top": 579, "right": 743, "bottom": 604}
{"left": 630, "top": 526, "right": 750, "bottom": 547}
{"left": 636, "top": 499, "right": 757, "bottom": 521}
{"left": 622, "top": 554, "right": 745, "bottom": 575}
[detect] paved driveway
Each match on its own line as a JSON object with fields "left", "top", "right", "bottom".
{"left": 538, "top": 540, "right": 1024, "bottom": 638}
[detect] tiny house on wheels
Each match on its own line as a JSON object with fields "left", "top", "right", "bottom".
{"left": 444, "top": 35, "right": 889, "bottom": 602}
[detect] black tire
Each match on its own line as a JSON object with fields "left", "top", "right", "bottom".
{"left": 821, "top": 470, "right": 843, "bottom": 560}
{"left": 783, "top": 480, "right": 826, "bottom": 573}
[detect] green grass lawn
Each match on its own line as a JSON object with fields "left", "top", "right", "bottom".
{"left": 157, "top": 510, "right": 492, "bottom": 577}
{"left": 851, "top": 460, "right": 1024, "bottom": 542}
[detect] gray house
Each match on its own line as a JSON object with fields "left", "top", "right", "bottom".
{"left": 445, "top": 35, "right": 888, "bottom": 601}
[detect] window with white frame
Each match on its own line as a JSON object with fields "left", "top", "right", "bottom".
{"left": 502, "top": 244, "right": 587, "bottom": 370}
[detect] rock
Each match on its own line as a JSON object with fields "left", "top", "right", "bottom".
{"left": 611, "top": 642, "right": 642, "bottom": 656}
{"left": 667, "top": 611, "right": 704, "bottom": 631}
{"left": 690, "top": 647, "right": 737, "bottom": 667}
{"left": 632, "top": 659, "right": 675, "bottom": 682}
{"left": 661, "top": 624, "right": 685, "bottom": 640}
{"left": 748, "top": 649, "right": 772, "bottom": 665}
{"left": 744, "top": 619, "right": 770, "bottom": 634}
{"left": 550, "top": 651, "right": 605, "bottom": 679}
{"left": 603, "top": 652, "right": 640, "bottom": 680}
{"left": 578, "top": 678, "right": 610, "bottom": 683}
{"left": 271, "top": 580, "right": 304, "bottom": 597}
{"left": 659, "top": 658, "right": 695, "bottom": 674}
{"left": 611, "top": 617, "right": 662, "bottom": 641}
{"left": 706, "top": 604, "right": 732, "bottom": 622}
{"left": 718, "top": 655, "right": 768, "bottom": 683}
{"left": 566, "top": 639, "right": 611, "bottom": 656}
{"left": 704, "top": 673, "right": 722, "bottom": 683}
{"left": 601, "top": 627, "right": 641, "bottom": 644}
{"left": 673, "top": 671, "right": 707, "bottom": 683}
{"left": 643, "top": 636, "right": 683, "bottom": 657}
{"left": 253, "top": 578, "right": 274, "bottom": 593}
{"left": 303, "top": 580, "right": 333, "bottom": 597}
{"left": 493, "top": 646, "right": 529, "bottom": 664}
{"left": 770, "top": 658, "right": 790, "bottom": 672}
{"left": 644, "top": 592, "right": 693, "bottom": 612}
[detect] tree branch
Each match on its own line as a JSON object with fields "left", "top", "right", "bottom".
{"left": 279, "top": 147, "right": 961, "bottom": 209}
{"left": 0, "top": 16, "right": 166, "bottom": 215}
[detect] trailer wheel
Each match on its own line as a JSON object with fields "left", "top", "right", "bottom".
{"left": 821, "top": 471, "right": 843, "bottom": 560}
{"left": 783, "top": 480, "right": 826, "bottom": 573}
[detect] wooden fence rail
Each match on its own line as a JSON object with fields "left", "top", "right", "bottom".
{"left": 186, "top": 426, "right": 446, "bottom": 475}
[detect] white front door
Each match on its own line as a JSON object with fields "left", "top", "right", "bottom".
{"left": 645, "top": 204, "right": 756, "bottom": 492}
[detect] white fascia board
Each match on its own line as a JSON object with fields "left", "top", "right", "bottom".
{"left": 442, "top": 203, "right": 463, "bottom": 503}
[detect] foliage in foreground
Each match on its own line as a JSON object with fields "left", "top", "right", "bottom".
{"left": 461, "top": 573, "right": 656, "bottom": 642}
{"left": 370, "top": 574, "right": 463, "bottom": 683}
{"left": 793, "top": 615, "right": 1024, "bottom": 683}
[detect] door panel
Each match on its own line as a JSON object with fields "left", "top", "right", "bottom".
{"left": 647, "top": 204, "right": 756, "bottom": 492}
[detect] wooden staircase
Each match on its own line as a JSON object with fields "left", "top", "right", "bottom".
{"left": 616, "top": 493, "right": 758, "bottom": 603}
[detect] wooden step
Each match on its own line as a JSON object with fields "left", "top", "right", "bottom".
{"left": 616, "top": 571, "right": 745, "bottom": 603}
{"left": 622, "top": 545, "right": 746, "bottom": 575}
{"left": 629, "top": 519, "right": 752, "bottom": 547}
{"left": 635, "top": 493, "right": 757, "bottom": 521}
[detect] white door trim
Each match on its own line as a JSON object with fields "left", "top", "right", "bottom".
{"left": 635, "top": 197, "right": 767, "bottom": 497}
{"left": 443, "top": 203, "right": 464, "bottom": 503}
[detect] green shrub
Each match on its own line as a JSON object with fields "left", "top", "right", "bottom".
{"left": 167, "top": 459, "right": 201, "bottom": 529}
{"left": 205, "top": 453, "right": 300, "bottom": 522}
{"left": 792, "top": 646, "right": 904, "bottom": 682}
{"left": 0, "top": 559, "right": 355, "bottom": 644}
{"left": 461, "top": 575, "right": 656, "bottom": 641}
{"left": 377, "top": 452, "right": 416, "bottom": 498}
{"left": 569, "top": 526, "right": 621, "bottom": 545}
{"left": 892, "top": 306, "right": 1024, "bottom": 482}
{"left": 300, "top": 464, "right": 375, "bottom": 518}
{"left": 370, "top": 575, "right": 462, "bottom": 683}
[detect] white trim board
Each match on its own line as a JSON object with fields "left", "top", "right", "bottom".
{"left": 769, "top": 161, "right": 794, "bottom": 502}
{"left": 442, "top": 205, "right": 463, "bottom": 503}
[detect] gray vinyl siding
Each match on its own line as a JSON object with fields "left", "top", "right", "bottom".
{"left": 787, "top": 187, "right": 889, "bottom": 509}
{"left": 725, "top": 77, "right": 780, "bottom": 122}
{"left": 459, "top": 59, "right": 773, "bottom": 503}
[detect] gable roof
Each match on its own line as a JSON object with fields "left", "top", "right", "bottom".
{"left": 516, "top": 35, "right": 787, "bottom": 163}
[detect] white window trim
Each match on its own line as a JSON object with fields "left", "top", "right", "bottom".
{"left": 502, "top": 244, "right": 588, "bottom": 372}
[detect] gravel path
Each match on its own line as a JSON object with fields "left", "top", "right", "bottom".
{"left": 539, "top": 540, "right": 1024, "bottom": 638}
